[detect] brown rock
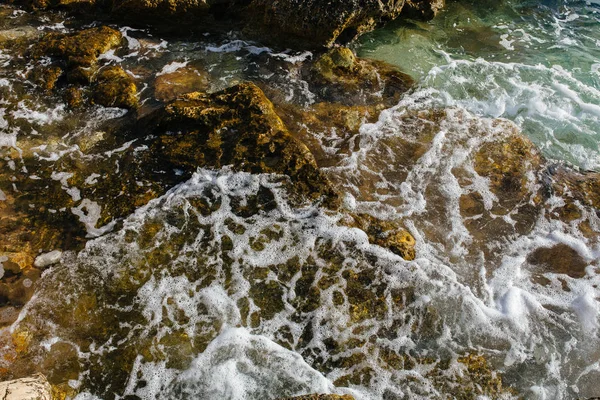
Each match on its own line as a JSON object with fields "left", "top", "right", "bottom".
{"left": 245, "top": 0, "right": 409, "bottom": 48}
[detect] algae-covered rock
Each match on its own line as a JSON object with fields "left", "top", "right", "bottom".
{"left": 92, "top": 66, "right": 138, "bottom": 109}
{"left": 31, "top": 26, "right": 122, "bottom": 74}
{"left": 304, "top": 47, "right": 414, "bottom": 106}
{"left": 428, "top": 353, "right": 512, "bottom": 400}
{"left": 142, "top": 82, "right": 339, "bottom": 206}
{"left": 26, "top": 26, "right": 133, "bottom": 110}
{"left": 27, "top": 66, "right": 63, "bottom": 92}
{"left": 473, "top": 133, "right": 543, "bottom": 209}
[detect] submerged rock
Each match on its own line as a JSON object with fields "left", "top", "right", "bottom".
{"left": 0, "top": 82, "right": 339, "bottom": 275}
{"left": 154, "top": 65, "right": 211, "bottom": 102}
{"left": 527, "top": 243, "right": 590, "bottom": 280}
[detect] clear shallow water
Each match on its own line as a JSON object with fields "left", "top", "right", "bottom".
{"left": 0, "top": 1, "right": 599, "bottom": 400}
{"left": 355, "top": 0, "right": 600, "bottom": 170}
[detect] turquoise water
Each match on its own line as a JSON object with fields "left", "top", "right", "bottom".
{"left": 356, "top": 0, "right": 600, "bottom": 170}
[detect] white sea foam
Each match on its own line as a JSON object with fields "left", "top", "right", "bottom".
{"left": 157, "top": 61, "right": 189, "bottom": 76}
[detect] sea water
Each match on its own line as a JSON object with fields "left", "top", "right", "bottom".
{"left": 1, "top": 1, "right": 599, "bottom": 399}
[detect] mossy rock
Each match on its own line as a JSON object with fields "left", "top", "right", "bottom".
{"left": 91, "top": 66, "right": 138, "bottom": 109}
{"left": 304, "top": 47, "right": 414, "bottom": 106}
{"left": 31, "top": 26, "right": 122, "bottom": 72}
{"left": 141, "top": 82, "right": 339, "bottom": 207}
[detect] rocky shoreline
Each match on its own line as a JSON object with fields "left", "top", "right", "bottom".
{"left": 0, "top": 1, "right": 599, "bottom": 399}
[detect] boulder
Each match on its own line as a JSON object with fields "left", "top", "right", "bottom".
{"left": 303, "top": 47, "right": 414, "bottom": 106}
{"left": 91, "top": 66, "right": 138, "bottom": 109}
{"left": 31, "top": 26, "right": 122, "bottom": 79}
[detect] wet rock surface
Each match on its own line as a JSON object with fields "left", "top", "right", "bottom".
{"left": 0, "top": 3, "right": 599, "bottom": 400}
{"left": 27, "top": 26, "right": 139, "bottom": 110}
{"left": 2, "top": 169, "right": 515, "bottom": 400}
{"left": 303, "top": 47, "right": 414, "bottom": 106}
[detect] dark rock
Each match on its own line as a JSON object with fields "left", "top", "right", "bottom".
{"left": 18, "top": 0, "right": 447, "bottom": 49}
{"left": 245, "top": 0, "right": 406, "bottom": 48}
{"left": 111, "top": 0, "right": 214, "bottom": 20}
